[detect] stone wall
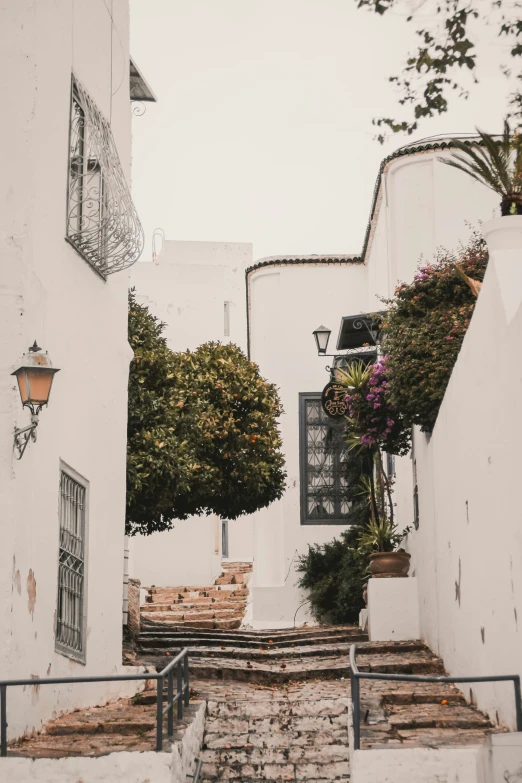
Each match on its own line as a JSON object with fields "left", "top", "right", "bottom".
{"left": 127, "top": 578, "right": 141, "bottom": 640}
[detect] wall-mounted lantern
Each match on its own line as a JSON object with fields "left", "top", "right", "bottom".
{"left": 12, "top": 342, "right": 60, "bottom": 460}
{"left": 312, "top": 325, "right": 332, "bottom": 355}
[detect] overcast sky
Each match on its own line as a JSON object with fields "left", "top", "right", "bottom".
{"left": 130, "top": 0, "right": 512, "bottom": 262}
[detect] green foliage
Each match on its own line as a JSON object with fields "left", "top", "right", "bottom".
{"left": 297, "top": 448, "right": 372, "bottom": 623}
{"left": 358, "top": 517, "right": 411, "bottom": 554}
{"left": 382, "top": 233, "right": 488, "bottom": 433}
{"left": 355, "top": 1, "right": 522, "bottom": 141}
{"left": 440, "top": 121, "right": 522, "bottom": 215}
{"left": 296, "top": 527, "right": 368, "bottom": 624}
{"left": 127, "top": 292, "right": 286, "bottom": 535}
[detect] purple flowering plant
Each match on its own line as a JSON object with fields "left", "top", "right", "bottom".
{"left": 339, "top": 357, "right": 410, "bottom": 457}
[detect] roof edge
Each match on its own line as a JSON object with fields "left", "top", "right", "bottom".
{"left": 246, "top": 255, "right": 363, "bottom": 275}
{"left": 246, "top": 135, "right": 484, "bottom": 275}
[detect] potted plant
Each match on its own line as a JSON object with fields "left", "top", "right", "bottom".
{"left": 439, "top": 120, "right": 522, "bottom": 216}
{"left": 358, "top": 516, "right": 411, "bottom": 578}
{"left": 439, "top": 121, "right": 522, "bottom": 321}
{"left": 335, "top": 358, "right": 413, "bottom": 578}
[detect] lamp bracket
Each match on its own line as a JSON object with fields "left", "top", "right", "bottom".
{"left": 14, "top": 413, "right": 39, "bottom": 460}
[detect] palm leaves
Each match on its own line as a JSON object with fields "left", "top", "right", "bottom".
{"left": 334, "top": 360, "right": 372, "bottom": 392}
{"left": 439, "top": 121, "right": 522, "bottom": 215}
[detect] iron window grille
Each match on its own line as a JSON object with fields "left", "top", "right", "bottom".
{"left": 299, "top": 393, "right": 350, "bottom": 525}
{"left": 56, "top": 467, "right": 88, "bottom": 662}
{"left": 66, "top": 74, "right": 144, "bottom": 278}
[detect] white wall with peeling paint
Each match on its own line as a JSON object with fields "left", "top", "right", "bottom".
{"left": 0, "top": 0, "right": 138, "bottom": 739}
{"left": 409, "top": 218, "right": 522, "bottom": 731}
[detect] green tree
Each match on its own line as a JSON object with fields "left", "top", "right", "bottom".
{"left": 355, "top": 0, "right": 522, "bottom": 141}
{"left": 126, "top": 292, "right": 286, "bottom": 535}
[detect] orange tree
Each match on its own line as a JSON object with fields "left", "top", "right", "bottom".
{"left": 126, "top": 292, "right": 286, "bottom": 535}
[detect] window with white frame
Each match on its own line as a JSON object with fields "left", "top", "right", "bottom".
{"left": 56, "top": 467, "right": 88, "bottom": 662}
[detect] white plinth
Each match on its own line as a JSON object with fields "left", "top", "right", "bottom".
{"left": 359, "top": 608, "right": 368, "bottom": 633}
{"left": 368, "top": 577, "right": 420, "bottom": 641}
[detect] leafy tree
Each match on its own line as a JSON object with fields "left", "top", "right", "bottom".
{"left": 127, "top": 292, "right": 286, "bottom": 535}
{"left": 355, "top": 0, "right": 522, "bottom": 141}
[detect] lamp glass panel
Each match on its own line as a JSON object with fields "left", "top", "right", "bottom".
{"left": 18, "top": 369, "right": 54, "bottom": 406}
{"left": 314, "top": 329, "right": 330, "bottom": 353}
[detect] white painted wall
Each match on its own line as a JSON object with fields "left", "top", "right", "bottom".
{"left": 248, "top": 261, "right": 368, "bottom": 627}
{"left": 128, "top": 240, "right": 254, "bottom": 588}
{"left": 407, "top": 218, "right": 522, "bottom": 730}
{"left": 0, "top": 0, "right": 138, "bottom": 739}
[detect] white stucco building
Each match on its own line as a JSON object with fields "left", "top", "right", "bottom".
{"left": 0, "top": 0, "right": 152, "bottom": 740}
{"left": 128, "top": 136, "right": 500, "bottom": 630}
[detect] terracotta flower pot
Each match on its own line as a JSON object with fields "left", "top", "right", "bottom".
{"left": 369, "top": 551, "right": 411, "bottom": 578}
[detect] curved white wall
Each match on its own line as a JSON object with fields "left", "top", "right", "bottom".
{"left": 248, "top": 261, "right": 368, "bottom": 627}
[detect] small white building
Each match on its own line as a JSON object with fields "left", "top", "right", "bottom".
{"left": 0, "top": 0, "right": 151, "bottom": 739}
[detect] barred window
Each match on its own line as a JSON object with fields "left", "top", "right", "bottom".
{"left": 56, "top": 468, "right": 88, "bottom": 662}
{"left": 299, "top": 393, "right": 350, "bottom": 525}
{"left": 66, "top": 74, "right": 144, "bottom": 277}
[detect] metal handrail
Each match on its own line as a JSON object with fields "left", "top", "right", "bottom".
{"left": 349, "top": 643, "right": 522, "bottom": 751}
{"left": 0, "top": 648, "right": 190, "bottom": 757}
{"left": 188, "top": 757, "right": 203, "bottom": 781}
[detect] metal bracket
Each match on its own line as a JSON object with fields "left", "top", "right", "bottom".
{"left": 14, "top": 415, "right": 39, "bottom": 460}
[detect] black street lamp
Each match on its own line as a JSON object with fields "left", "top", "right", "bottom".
{"left": 312, "top": 325, "right": 332, "bottom": 355}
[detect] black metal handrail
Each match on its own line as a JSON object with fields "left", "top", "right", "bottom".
{"left": 349, "top": 643, "right": 522, "bottom": 751}
{"left": 188, "top": 757, "right": 203, "bottom": 781}
{"left": 0, "top": 648, "right": 190, "bottom": 757}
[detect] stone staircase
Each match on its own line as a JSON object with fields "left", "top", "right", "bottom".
{"left": 132, "top": 617, "right": 504, "bottom": 782}
{"left": 140, "top": 561, "right": 252, "bottom": 630}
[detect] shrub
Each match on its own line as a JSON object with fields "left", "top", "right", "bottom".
{"left": 297, "top": 527, "right": 368, "bottom": 624}
{"left": 382, "top": 234, "right": 488, "bottom": 432}
{"left": 296, "top": 448, "right": 371, "bottom": 623}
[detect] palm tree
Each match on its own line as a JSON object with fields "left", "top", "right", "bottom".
{"left": 439, "top": 121, "right": 522, "bottom": 216}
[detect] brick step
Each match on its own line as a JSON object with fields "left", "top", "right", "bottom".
{"left": 361, "top": 726, "right": 498, "bottom": 750}
{"left": 148, "top": 585, "right": 245, "bottom": 597}
{"left": 146, "top": 592, "right": 248, "bottom": 602}
{"left": 143, "top": 600, "right": 246, "bottom": 612}
{"left": 137, "top": 636, "right": 366, "bottom": 652}
{"left": 202, "top": 779, "right": 347, "bottom": 783}
{"left": 138, "top": 625, "right": 366, "bottom": 643}
{"left": 137, "top": 643, "right": 362, "bottom": 661}
{"left": 138, "top": 652, "right": 443, "bottom": 684}
{"left": 8, "top": 696, "right": 204, "bottom": 758}
{"left": 214, "top": 575, "right": 239, "bottom": 585}
{"left": 206, "top": 698, "right": 348, "bottom": 719}
{"left": 141, "top": 608, "right": 243, "bottom": 622}
{"left": 200, "top": 745, "right": 349, "bottom": 764}
{"left": 137, "top": 631, "right": 368, "bottom": 648}
{"left": 204, "top": 727, "right": 347, "bottom": 749}
{"left": 200, "top": 759, "right": 350, "bottom": 780}
{"left": 141, "top": 617, "right": 243, "bottom": 630}
{"left": 383, "top": 703, "right": 492, "bottom": 730}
